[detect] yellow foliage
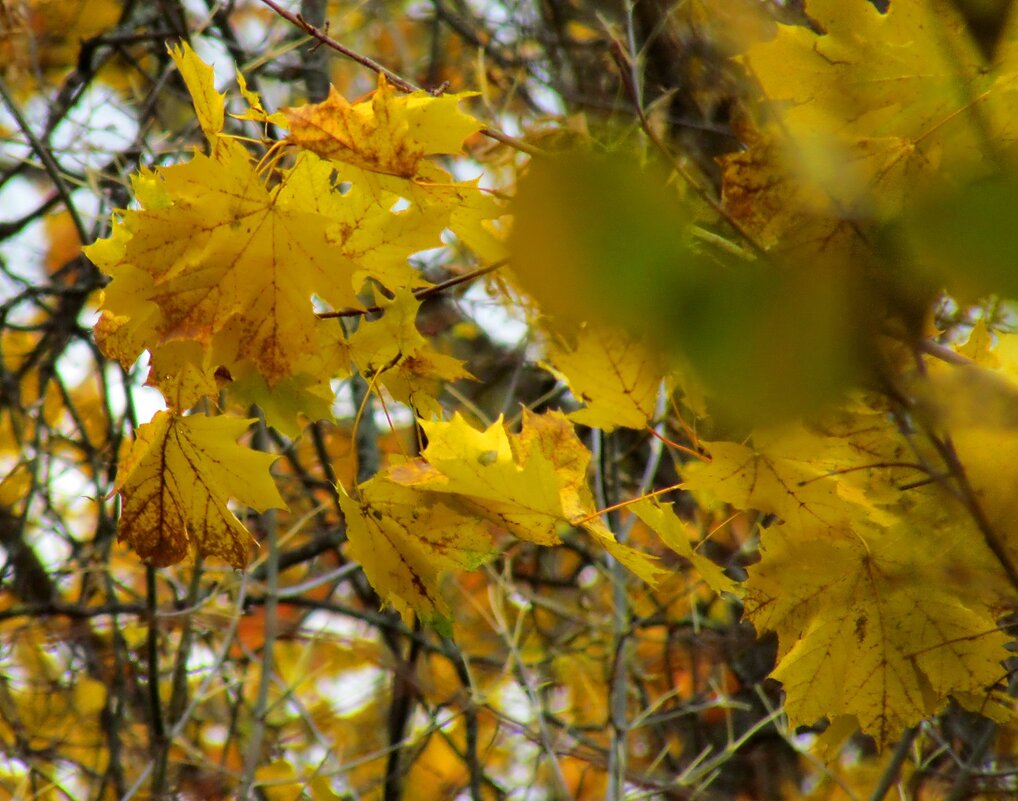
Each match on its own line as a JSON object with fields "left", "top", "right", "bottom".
{"left": 113, "top": 411, "right": 286, "bottom": 566}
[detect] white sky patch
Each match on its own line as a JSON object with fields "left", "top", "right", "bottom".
{"left": 459, "top": 279, "right": 528, "bottom": 348}
{"left": 131, "top": 379, "right": 169, "bottom": 424}
{"left": 185, "top": 641, "right": 218, "bottom": 674}
{"left": 0, "top": 176, "right": 45, "bottom": 289}
{"left": 374, "top": 396, "right": 414, "bottom": 430}
{"left": 318, "top": 664, "right": 386, "bottom": 716}
{"left": 56, "top": 339, "right": 96, "bottom": 388}
{"left": 49, "top": 84, "right": 139, "bottom": 174}
{"left": 495, "top": 679, "right": 533, "bottom": 724}
{"left": 301, "top": 609, "right": 374, "bottom": 640}
{"left": 192, "top": 33, "right": 236, "bottom": 90}
{"left": 331, "top": 379, "right": 355, "bottom": 418}
{"left": 102, "top": 354, "right": 167, "bottom": 424}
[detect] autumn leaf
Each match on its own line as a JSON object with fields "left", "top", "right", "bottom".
{"left": 349, "top": 287, "right": 472, "bottom": 418}
{"left": 86, "top": 142, "right": 364, "bottom": 388}
{"left": 745, "top": 519, "right": 1009, "bottom": 748}
{"left": 167, "top": 41, "right": 224, "bottom": 143}
{"left": 545, "top": 322, "right": 663, "bottom": 431}
{"left": 113, "top": 411, "right": 286, "bottom": 567}
{"left": 724, "top": 0, "right": 1018, "bottom": 254}
{"left": 284, "top": 75, "right": 483, "bottom": 180}
{"left": 387, "top": 411, "right": 662, "bottom": 584}
{"left": 339, "top": 480, "right": 497, "bottom": 629}
{"left": 628, "top": 498, "right": 738, "bottom": 595}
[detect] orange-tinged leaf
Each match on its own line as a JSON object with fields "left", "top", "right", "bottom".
{"left": 113, "top": 411, "right": 286, "bottom": 567}
{"left": 86, "top": 142, "right": 363, "bottom": 386}
{"left": 284, "top": 75, "right": 483, "bottom": 179}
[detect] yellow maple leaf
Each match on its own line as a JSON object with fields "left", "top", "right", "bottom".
{"left": 87, "top": 142, "right": 362, "bottom": 387}
{"left": 545, "top": 323, "right": 663, "bottom": 431}
{"left": 277, "top": 156, "right": 451, "bottom": 291}
{"left": 339, "top": 480, "right": 497, "bottom": 629}
{"left": 682, "top": 417, "right": 916, "bottom": 531}
{"left": 167, "top": 41, "right": 224, "bottom": 144}
{"left": 113, "top": 411, "right": 286, "bottom": 567}
{"left": 746, "top": 520, "right": 1009, "bottom": 748}
{"left": 387, "top": 411, "right": 662, "bottom": 584}
{"left": 350, "top": 288, "right": 471, "bottom": 418}
{"left": 910, "top": 345, "right": 1018, "bottom": 579}
{"left": 284, "top": 78, "right": 505, "bottom": 266}
{"left": 284, "top": 75, "right": 483, "bottom": 179}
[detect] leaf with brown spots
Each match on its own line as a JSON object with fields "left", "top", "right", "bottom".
{"left": 745, "top": 519, "right": 1009, "bottom": 748}
{"left": 113, "top": 412, "right": 286, "bottom": 567}
{"left": 284, "top": 75, "right": 483, "bottom": 180}
{"left": 387, "top": 410, "right": 662, "bottom": 585}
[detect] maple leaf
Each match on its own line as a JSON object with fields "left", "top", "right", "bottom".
{"left": 349, "top": 288, "right": 471, "bottom": 418}
{"left": 681, "top": 424, "right": 901, "bottom": 532}
{"left": 910, "top": 339, "right": 1018, "bottom": 578}
{"left": 545, "top": 323, "right": 663, "bottom": 431}
{"left": 113, "top": 411, "right": 286, "bottom": 567}
{"left": 86, "top": 142, "right": 363, "bottom": 388}
{"left": 284, "top": 75, "right": 483, "bottom": 180}
{"left": 339, "top": 480, "right": 497, "bottom": 630}
{"left": 387, "top": 411, "right": 662, "bottom": 584}
{"left": 745, "top": 519, "right": 1009, "bottom": 748}
{"left": 167, "top": 41, "right": 224, "bottom": 144}
{"left": 283, "top": 79, "right": 505, "bottom": 266}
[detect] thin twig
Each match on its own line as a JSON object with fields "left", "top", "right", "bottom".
{"left": 0, "top": 75, "right": 88, "bottom": 243}
{"left": 239, "top": 419, "right": 281, "bottom": 800}
{"left": 867, "top": 726, "right": 918, "bottom": 801}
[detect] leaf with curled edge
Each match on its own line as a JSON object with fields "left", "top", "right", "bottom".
{"left": 113, "top": 412, "right": 286, "bottom": 567}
